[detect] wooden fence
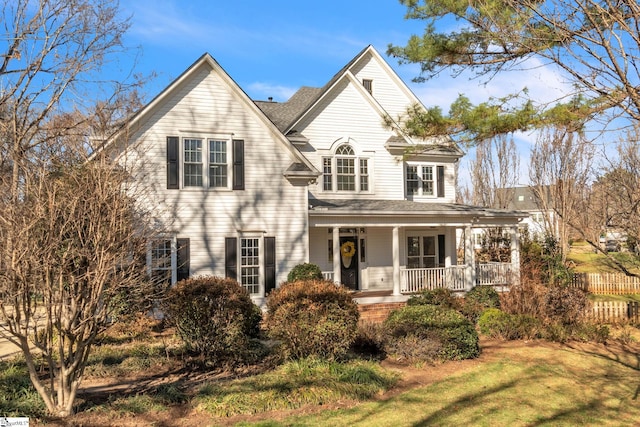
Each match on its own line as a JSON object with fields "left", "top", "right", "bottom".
{"left": 588, "top": 301, "right": 640, "bottom": 324}
{"left": 571, "top": 273, "right": 640, "bottom": 295}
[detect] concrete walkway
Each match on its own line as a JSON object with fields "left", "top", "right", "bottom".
{"left": 0, "top": 334, "right": 24, "bottom": 360}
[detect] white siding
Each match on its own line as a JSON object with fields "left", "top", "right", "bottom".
{"left": 296, "top": 53, "right": 459, "bottom": 204}
{"left": 297, "top": 79, "right": 405, "bottom": 200}
{"left": 349, "top": 51, "right": 416, "bottom": 120}
{"left": 125, "top": 63, "right": 309, "bottom": 291}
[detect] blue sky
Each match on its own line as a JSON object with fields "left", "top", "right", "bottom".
{"left": 121, "top": 0, "right": 570, "bottom": 109}
{"left": 117, "top": 0, "right": 576, "bottom": 186}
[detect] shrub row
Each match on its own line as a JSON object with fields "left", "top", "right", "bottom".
{"left": 163, "top": 271, "right": 360, "bottom": 365}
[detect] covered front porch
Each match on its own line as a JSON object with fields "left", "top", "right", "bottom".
{"left": 325, "top": 263, "right": 516, "bottom": 293}
{"left": 308, "top": 199, "right": 526, "bottom": 298}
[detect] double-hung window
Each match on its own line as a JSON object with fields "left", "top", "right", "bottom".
{"left": 209, "top": 139, "right": 228, "bottom": 187}
{"left": 322, "top": 144, "right": 370, "bottom": 193}
{"left": 166, "top": 136, "right": 243, "bottom": 190}
{"left": 225, "top": 236, "right": 277, "bottom": 297}
{"left": 406, "top": 165, "right": 433, "bottom": 196}
{"left": 240, "top": 238, "right": 260, "bottom": 295}
{"left": 148, "top": 237, "right": 190, "bottom": 286}
{"left": 183, "top": 139, "right": 203, "bottom": 187}
{"left": 405, "top": 163, "right": 445, "bottom": 198}
{"left": 150, "top": 239, "right": 172, "bottom": 285}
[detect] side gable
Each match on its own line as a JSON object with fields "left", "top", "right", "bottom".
{"left": 98, "top": 53, "right": 318, "bottom": 181}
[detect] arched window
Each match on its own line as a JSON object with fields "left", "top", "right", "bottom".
{"left": 322, "top": 144, "right": 369, "bottom": 192}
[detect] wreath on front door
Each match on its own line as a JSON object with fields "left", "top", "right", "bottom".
{"left": 340, "top": 241, "right": 356, "bottom": 258}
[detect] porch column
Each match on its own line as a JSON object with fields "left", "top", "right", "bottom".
{"left": 510, "top": 226, "right": 521, "bottom": 286}
{"left": 392, "top": 226, "right": 401, "bottom": 296}
{"left": 333, "top": 227, "right": 341, "bottom": 284}
{"left": 445, "top": 227, "right": 456, "bottom": 267}
{"left": 464, "top": 226, "right": 476, "bottom": 291}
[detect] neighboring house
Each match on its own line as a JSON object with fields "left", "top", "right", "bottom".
{"left": 471, "top": 186, "right": 556, "bottom": 248}
{"left": 103, "top": 45, "right": 526, "bottom": 305}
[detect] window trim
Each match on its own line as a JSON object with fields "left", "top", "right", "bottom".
{"left": 405, "top": 162, "right": 444, "bottom": 199}
{"left": 322, "top": 144, "right": 371, "bottom": 194}
{"left": 406, "top": 233, "right": 438, "bottom": 269}
{"left": 148, "top": 237, "right": 190, "bottom": 285}
{"left": 239, "top": 236, "right": 262, "bottom": 295}
{"left": 226, "top": 234, "right": 273, "bottom": 296}
{"left": 167, "top": 135, "right": 244, "bottom": 190}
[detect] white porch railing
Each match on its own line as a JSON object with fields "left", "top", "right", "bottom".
{"left": 401, "top": 266, "right": 469, "bottom": 293}
{"left": 325, "top": 262, "right": 514, "bottom": 294}
{"left": 401, "top": 263, "right": 514, "bottom": 294}
{"left": 475, "top": 262, "right": 514, "bottom": 286}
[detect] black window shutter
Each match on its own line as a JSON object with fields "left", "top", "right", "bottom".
{"left": 265, "top": 237, "right": 276, "bottom": 295}
{"left": 438, "top": 234, "right": 445, "bottom": 267}
{"left": 232, "top": 139, "right": 245, "bottom": 190}
{"left": 437, "top": 166, "right": 445, "bottom": 198}
{"left": 167, "top": 136, "right": 179, "bottom": 189}
{"left": 176, "top": 238, "right": 190, "bottom": 282}
{"left": 225, "top": 237, "right": 238, "bottom": 280}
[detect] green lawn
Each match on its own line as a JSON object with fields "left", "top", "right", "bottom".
{"left": 567, "top": 249, "right": 640, "bottom": 275}
{"left": 239, "top": 340, "right": 640, "bottom": 427}
{"left": 589, "top": 293, "right": 640, "bottom": 303}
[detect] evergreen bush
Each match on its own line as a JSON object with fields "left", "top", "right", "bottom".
{"left": 463, "top": 285, "right": 501, "bottom": 322}
{"left": 163, "top": 276, "right": 262, "bottom": 365}
{"left": 286, "top": 263, "right": 323, "bottom": 282}
{"left": 478, "top": 308, "right": 541, "bottom": 340}
{"left": 407, "top": 287, "right": 460, "bottom": 310}
{"left": 384, "top": 304, "right": 479, "bottom": 361}
{"left": 264, "top": 280, "right": 359, "bottom": 360}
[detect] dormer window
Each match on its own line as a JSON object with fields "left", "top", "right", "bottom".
{"left": 362, "top": 79, "right": 373, "bottom": 95}
{"left": 322, "top": 144, "right": 370, "bottom": 193}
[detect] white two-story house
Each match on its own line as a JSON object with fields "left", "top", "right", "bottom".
{"left": 105, "top": 46, "right": 526, "bottom": 305}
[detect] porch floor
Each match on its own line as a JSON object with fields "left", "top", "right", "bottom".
{"left": 350, "top": 290, "right": 393, "bottom": 298}
{"left": 350, "top": 289, "right": 408, "bottom": 305}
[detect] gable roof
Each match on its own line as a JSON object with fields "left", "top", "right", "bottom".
{"left": 94, "top": 53, "right": 318, "bottom": 178}
{"left": 255, "top": 45, "right": 459, "bottom": 154}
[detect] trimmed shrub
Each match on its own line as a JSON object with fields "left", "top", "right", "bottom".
{"left": 264, "top": 280, "right": 359, "bottom": 360}
{"left": 544, "top": 285, "right": 590, "bottom": 325}
{"left": 462, "top": 286, "right": 501, "bottom": 322}
{"left": 407, "top": 287, "right": 460, "bottom": 310}
{"left": 163, "top": 276, "right": 262, "bottom": 365}
{"left": 287, "top": 263, "right": 323, "bottom": 282}
{"left": 478, "top": 308, "right": 512, "bottom": 338}
{"left": 478, "top": 308, "right": 541, "bottom": 340}
{"left": 384, "top": 304, "right": 479, "bottom": 361}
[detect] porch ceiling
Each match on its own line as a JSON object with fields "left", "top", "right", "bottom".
{"left": 308, "top": 198, "right": 527, "bottom": 227}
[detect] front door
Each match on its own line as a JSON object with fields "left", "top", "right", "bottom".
{"left": 340, "top": 236, "right": 358, "bottom": 290}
